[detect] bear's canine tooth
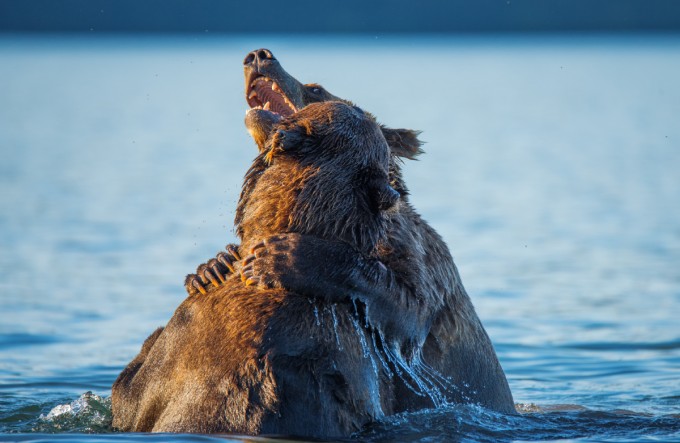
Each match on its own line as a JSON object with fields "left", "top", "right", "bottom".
{"left": 248, "top": 90, "right": 257, "bottom": 99}
{"left": 263, "top": 101, "right": 271, "bottom": 110}
{"left": 283, "top": 96, "right": 297, "bottom": 111}
{"left": 272, "top": 82, "right": 281, "bottom": 92}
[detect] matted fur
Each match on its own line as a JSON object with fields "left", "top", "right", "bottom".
{"left": 112, "top": 102, "right": 403, "bottom": 437}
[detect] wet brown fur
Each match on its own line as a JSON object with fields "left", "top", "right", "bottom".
{"left": 112, "top": 103, "right": 401, "bottom": 437}
{"left": 232, "top": 49, "right": 515, "bottom": 413}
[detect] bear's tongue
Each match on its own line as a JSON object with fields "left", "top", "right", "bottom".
{"left": 247, "top": 77, "right": 297, "bottom": 117}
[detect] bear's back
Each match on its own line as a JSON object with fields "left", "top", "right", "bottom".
{"left": 113, "top": 275, "right": 392, "bottom": 436}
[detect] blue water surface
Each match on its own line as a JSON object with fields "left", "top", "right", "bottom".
{"left": 0, "top": 34, "right": 679, "bottom": 442}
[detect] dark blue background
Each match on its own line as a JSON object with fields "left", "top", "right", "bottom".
{"left": 1, "top": 0, "right": 680, "bottom": 33}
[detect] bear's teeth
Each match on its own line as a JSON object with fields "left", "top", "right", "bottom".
{"left": 283, "top": 96, "right": 297, "bottom": 112}
{"left": 263, "top": 101, "right": 271, "bottom": 110}
{"left": 251, "top": 77, "right": 271, "bottom": 88}
{"left": 248, "top": 90, "right": 258, "bottom": 99}
{"left": 272, "top": 82, "right": 281, "bottom": 92}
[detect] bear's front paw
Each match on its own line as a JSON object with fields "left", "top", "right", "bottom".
{"left": 184, "top": 244, "right": 241, "bottom": 297}
{"left": 239, "top": 235, "right": 299, "bottom": 290}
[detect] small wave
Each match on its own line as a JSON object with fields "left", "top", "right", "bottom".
{"left": 34, "top": 392, "right": 113, "bottom": 433}
{"left": 0, "top": 333, "right": 60, "bottom": 349}
{"left": 5, "top": 392, "right": 679, "bottom": 441}
{"left": 360, "top": 403, "right": 680, "bottom": 442}
{"left": 562, "top": 340, "right": 680, "bottom": 351}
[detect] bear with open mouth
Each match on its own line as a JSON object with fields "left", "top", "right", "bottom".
{"left": 188, "top": 48, "right": 515, "bottom": 415}
{"left": 112, "top": 101, "right": 407, "bottom": 437}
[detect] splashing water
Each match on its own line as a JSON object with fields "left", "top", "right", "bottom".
{"left": 384, "top": 344, "right": 447, "bottom": 407}
{"left": 329, "top": 304, "right": 343, "bottom": 350}
{"left": 335, "top": 295, "right": 458, "bottom": 410}
{"left": 370, "top": 328, "right": 454, "bottom": 408}
{"left": 349, "top": 310, "right": 380, "bottom": 378}
{"left": 34, "top": 392, "right": 112, "bottom": 433}
{"left": 370, "top": 329, "right": 394, "bottom": 378}
{"left": 313, "top": 305, "right": 321, "bottom": 326}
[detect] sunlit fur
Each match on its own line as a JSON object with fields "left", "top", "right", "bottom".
{"left": 236, "top": 103, "right": 399, "bottom": 257}
{"left": 238, "top": 48, "right": 515, "bottom": 413}
{"left": 111, "top": 102, "right": 403, "bottom": 437}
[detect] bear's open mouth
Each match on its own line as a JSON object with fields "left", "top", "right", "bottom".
{"left": 247, "top": 76, "right": 297, "bottom": 117}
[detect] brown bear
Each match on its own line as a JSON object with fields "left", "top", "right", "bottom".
{"left": 187, "top": 48, "right": 515, "bottom": 414}
{"left": 112, "top": 102, "right": 409, "bottom": 437}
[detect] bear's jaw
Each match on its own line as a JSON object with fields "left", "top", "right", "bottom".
{"left": 245, "top": 109, "right": 282, "bottom": 153}
{"left": 247, "top": 76, "right": 298, "bottom": 117}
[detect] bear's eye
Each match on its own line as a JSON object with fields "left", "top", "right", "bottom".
{"left": 308, "top": 86, "right": 323, "bottom": 95}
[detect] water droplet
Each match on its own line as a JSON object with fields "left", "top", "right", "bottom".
{"left": 313, "top": 305, "right": 321, "bottom": 326}
{"left": 330, "top": 305, "right": 342, "bottom": 350}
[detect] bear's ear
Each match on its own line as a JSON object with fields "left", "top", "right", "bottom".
{"left": 369, "top": 180, "right": 401, "bottom": 211}
{"left": 380, "top": 126, "right": 425, "bottom": 160}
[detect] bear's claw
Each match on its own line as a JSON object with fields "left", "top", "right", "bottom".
{"left": 216, "top": 252, "right": 236, "bottom": 274}
{"left": 225, "top": 244, "right": 241, "bottom": 261}
{"left": 184, "top": 243, "right": 241, "bottom": 297}
{"left": 197, "top": 263, "right": 220, "bottom": 288}
{"left": 184, "top": 275, "right": 207, "bottom": 296}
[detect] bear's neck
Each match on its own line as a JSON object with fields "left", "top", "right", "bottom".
{"left": 235, "top": 156, "right": 386, "bottom": 256}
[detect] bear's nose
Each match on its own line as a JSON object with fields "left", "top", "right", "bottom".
{"left": 243, "top": 48, "right": 276, "bottom": 66}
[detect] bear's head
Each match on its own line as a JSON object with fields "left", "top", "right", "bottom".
{"left": 244, "top": 48, "right": 424, "bottom": 162}
{"left": 236, "top": 102, "right": 399, "bottom": 255}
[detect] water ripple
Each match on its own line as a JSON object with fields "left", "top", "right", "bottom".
{"left": 0, "top": 334, "right": 61, "bottom": 349}
{"left": 562, "top": 340, "right": 680, "bottom": 352}
{"left": 1, "top": 35, "right": 680, "bottom": 442}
